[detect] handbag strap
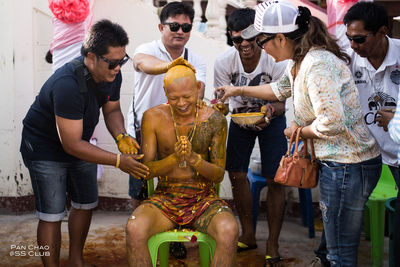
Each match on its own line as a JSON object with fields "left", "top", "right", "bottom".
{"left": 286, "top": 126, "right": 301, "bottom": 156}
{"left": 293, "top": 127, "right": 306, "bottom": 158}
{"left": 296, "top": 127, "right": 317, "bottom": 162}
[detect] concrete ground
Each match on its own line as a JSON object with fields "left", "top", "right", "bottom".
{"left": 0, "top": 211, "right": 389, "bottom": 267}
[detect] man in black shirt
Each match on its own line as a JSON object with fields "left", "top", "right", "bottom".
{"left": 20, "top": 19, "right": 149, "bottom": 267}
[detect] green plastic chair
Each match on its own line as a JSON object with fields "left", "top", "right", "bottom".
{"left": 146, "top": 178, "right": 217, "bottom": 267}
{"left": 364, "top": 164, "right": 398, "bottom": 267}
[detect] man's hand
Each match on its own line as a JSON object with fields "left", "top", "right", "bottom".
{"left": 119, "top": 154, "right": 149, "bottom": 179}
{"left": 376, "top": 110, "right": 394, "bottom": 132}
{"left": 254, "top": 104, "right": 275, "bottom": 128}
{"left": 284, "top": 121, "right": 300, "bottom": 139}
{"left": 168, "top": 57, "right": 196, "bottom": 73}
{"left": 117, "top": 136, "right": 140, "bottom": 154}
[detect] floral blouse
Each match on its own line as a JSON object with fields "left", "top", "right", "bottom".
{"left": 270, "top": 48, "right": 380, "bottom": 163}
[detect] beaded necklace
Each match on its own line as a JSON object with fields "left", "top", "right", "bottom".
{"left": 169, "top": 104, "right": 199, "bottom": 168}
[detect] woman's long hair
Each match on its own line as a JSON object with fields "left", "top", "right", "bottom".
{"left": 290, "top": 7, "right": 350, "bottom": 68}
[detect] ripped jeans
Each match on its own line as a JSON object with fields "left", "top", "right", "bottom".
{"left": 318, "top": 156, "right": 382, "bottom": 267}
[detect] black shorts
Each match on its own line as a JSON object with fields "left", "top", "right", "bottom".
{"left": 226, "top": 116, "right": 287, "bottom": 178}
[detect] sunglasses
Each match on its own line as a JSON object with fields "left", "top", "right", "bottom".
{"left": 230, "top": 36, "right": 256, "bottom": 44}
{"left": 99, "top": 54, "right": 130, "bottom": 70}
{"left": 345, "top": 33, "right": 372, "bottom": 44}
{"left": 163, "top": 22, "right": 192, "bottom": 33}
{"left": 256, "top": 34, "right": 276, "bottom": 49}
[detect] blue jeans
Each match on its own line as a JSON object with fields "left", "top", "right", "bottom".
{"left": 23, "top": 158, "right": 98, "bottom": 222}
{"left": 319, "top": 156, "right": 382, "bottom": 267}
{"left": 388, "top": 166, "right": 400, "bottom": 267}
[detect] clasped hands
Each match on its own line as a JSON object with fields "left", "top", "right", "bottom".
{"left": 174, "top": 136, "right": 197, "bottom": 166}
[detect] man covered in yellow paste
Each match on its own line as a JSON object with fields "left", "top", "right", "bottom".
{"left": 125, "top": 62, "right": 238, "bottom": 267}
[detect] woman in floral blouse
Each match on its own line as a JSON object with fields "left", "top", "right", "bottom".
{"left": 217, "top": 1, "right": 381, "bottom": 266}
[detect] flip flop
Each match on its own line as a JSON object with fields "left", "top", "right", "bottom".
{"left": 264, "top": 255, "right": 284, "bottom": 266}
{"left": 237, "top": 241, "right": 258, "bottom": 252}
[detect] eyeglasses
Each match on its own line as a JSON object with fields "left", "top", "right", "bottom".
{"left": 345, "top": 33, "right": 372, "bottom": 44}
{"left": 256, "top": 34, "right": 276, "bottom": 49}
{"left": 230, "top": 36, "right": 256, "bottom": 44}
{"left": 99, "top": 54, "right": 130, "bottom": 70}
{"left": 163, "top": 22, "right": 192, "bottom": 33}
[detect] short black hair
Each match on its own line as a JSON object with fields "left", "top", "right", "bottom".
{"left": 344, "top": 2, "right": 388, "bottom": 34}
{"left": 159, "top": 2, "right": 194, "bottom": 24}
{"left": 227, "top": 8, "right": 255, "bottom": 32}
{"left": 81, "top": 19, "right": 129, "bottom": 57}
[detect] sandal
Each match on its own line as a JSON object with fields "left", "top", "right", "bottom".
{"left": 237, "top": 241, "right": 258, "bottom": 252}
{"left": 264, "top": 255, "right": 284, "bottom": 266}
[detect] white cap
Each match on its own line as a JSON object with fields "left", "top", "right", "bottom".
{"left": 242, "top": 0, "right": 299, "bottom": 39}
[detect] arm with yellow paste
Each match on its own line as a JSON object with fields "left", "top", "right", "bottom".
{"left": 187, "top": 111, "right": 227, "bottom": 183}
{"left": 141, "top": 109, "right": 178, "bottom": 179}
{"left": 134, "top": 54, "right": 196, "bottom": 75}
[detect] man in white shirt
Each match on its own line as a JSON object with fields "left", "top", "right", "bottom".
{"left": 213, "top": 8, "right": 287, "bottom": 266}
{"left": 126, "top": 2, "right": 206, "bottom": 259}
{"left": 345, "top": 3, "right": 400, "bottom": 267}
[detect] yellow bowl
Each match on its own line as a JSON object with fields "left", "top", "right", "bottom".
{"left": 230, "top": 112, "right": 264, "bottom": 126}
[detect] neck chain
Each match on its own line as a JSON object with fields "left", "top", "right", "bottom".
{"left": 169, "top": 104, "right": 199, "bottom": 167}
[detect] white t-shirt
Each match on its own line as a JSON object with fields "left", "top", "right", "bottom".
{"left": 126, "top": 40, "right": 206, "bottom": 137}
{"left": 347, "top": 37, "right": 400, "bottom": 166}
{"left": 214, "top": 46, "right": 286, "bottom": 114}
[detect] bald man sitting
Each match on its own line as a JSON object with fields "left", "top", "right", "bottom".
{"left": 125, "top": 61, "right": 238, "bottom": 267}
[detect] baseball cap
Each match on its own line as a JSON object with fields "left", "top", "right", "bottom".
{"left": 242, "top": 0, "right": 299, "bottom": 39}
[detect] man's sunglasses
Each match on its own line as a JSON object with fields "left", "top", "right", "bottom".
{"left": 231, "top": 36, "right": 256, "bottom": 44}
{"left": 163, "top": 22, "right": 192, "bottom": 33}
{"left": 99, "top": 54, "right": 130, "bottom": 70}
{"left": 256, "top": 34, "right": 276, "bottom": 49}
{"left": 345, "top": 33, "right": 372, "bottom": 44}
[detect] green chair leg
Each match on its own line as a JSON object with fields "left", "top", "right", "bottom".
{"left": 366, "top": 199, "right": 386, "bottom": 267}
{"left": 158, "top": 242, "right": 170, "bottom": 267}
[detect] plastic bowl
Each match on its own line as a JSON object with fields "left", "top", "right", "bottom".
{"left": 230, "top": 112, "right": 264, "bottom": 126}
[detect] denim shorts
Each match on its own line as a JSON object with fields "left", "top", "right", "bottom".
{"left": 226, "top": 117, "right": 287, "bottom": 178}
{"left": 23, "top": 158, "right": 98, "bottom": 222}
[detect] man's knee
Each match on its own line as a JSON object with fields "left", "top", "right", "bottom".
{"left": 213, "top": 214, "right": 239, "bottom": 246}
{"left": 126, "top": 215, "right": 152, "bottom": 245}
